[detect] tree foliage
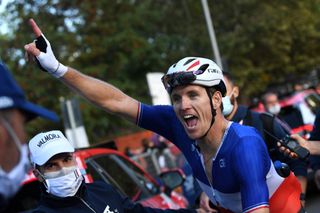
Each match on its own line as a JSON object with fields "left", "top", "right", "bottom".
{"left": 0, "top": 0, "right": 319, "bottom": 143}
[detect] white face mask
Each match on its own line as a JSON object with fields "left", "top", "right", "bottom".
{"left": 222, "top": 95, "right": 234, "bottom": 116}
{"left": 42, "top": 166, "right": 83, "bottom": 197}
{"left": 0, "top": 144, "right": 30, "bottom": 199}
{"left": 267, "top": 103, "right": 281, "bottom": 115}
{"left": 0, "top": 117, "right": 31, "bottom": 200}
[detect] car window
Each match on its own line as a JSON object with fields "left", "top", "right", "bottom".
{"left": 86, "top": 154, "right": 159, "bottom": 201}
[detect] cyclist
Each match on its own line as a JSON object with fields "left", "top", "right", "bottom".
{"left": 24, "top": 18, "right": 302, "bottom": 213}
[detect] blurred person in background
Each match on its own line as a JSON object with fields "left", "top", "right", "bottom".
{"left": 279, "top": 110, "right": 320, "bottom": 191}
{"left": 262, "top": 91, "right": 302, "bottom": 132}
{"left": 199, "top": 72, "right": 308, "bottom": 210}
{"left": 0, "top": 61, "right": 58, "bottom": 210}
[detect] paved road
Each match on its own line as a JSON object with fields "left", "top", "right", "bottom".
{"left": 306, "top": 192, "right": 320, "bottom": 213}
{"left": 305, "top": 181, "right": 320, "bottom": 213}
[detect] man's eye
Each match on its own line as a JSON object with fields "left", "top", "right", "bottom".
{"left": 189, "top": 93, "right": 197, "bottom": 98}
{"left": 45, "top": 164, "right": 54, "bottom": 169}
{"left": 64, "top": 156, "right": 73, "bottom": 162}
{"left": 171, "top": 96, "right": 181, "bottom": 103}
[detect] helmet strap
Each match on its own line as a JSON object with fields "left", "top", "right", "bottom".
{"left": 199, "top": 88, "right": 216, "bottom": 139}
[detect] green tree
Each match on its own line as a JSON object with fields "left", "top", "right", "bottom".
{"left": 1, "top": 0, "right": 319, "bottom": 143}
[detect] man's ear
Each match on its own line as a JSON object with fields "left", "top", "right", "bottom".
{"left": 233, "top": 86, "right": 239, "bottom": 98}
{"left": 33, "top": 169, "right": 45, "bottom": 182}
{"left": 212, "top": 90, "right": 223, "bottom": 109}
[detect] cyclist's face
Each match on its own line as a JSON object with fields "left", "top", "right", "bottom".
{"left": 171, "top": 85, "right": 213, "bottom": 139}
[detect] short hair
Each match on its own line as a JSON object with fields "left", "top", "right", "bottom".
{"left": 223, "top": 72, "right": 235, "bottom": 85}
{"left": 261, "top": 91, "right": 278, "bottom": 105}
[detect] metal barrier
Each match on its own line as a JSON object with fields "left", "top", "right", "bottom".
{"left": 130, "top": 148, "right": 182, "bottom": 177}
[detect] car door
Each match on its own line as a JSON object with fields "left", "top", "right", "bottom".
{"left": 85, "top": 153, "right": 160, "bottom": 202}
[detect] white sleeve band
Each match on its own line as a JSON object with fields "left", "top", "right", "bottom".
{"left": 52, "top": 63, "right": 68, "bottom": 78}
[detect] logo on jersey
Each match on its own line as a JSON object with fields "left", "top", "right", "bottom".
{"left": 103, "top": 205, "right": 118, "bottom": 213}
{"left": 219, "top": 158, "right": 226, "bottom": 168}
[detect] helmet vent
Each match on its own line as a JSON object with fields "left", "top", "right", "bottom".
{"left": 183, "top": 58, "right": 196, "bottom": 66}
{"left": 198, "top": 64, "right": 209, "bottom": 72}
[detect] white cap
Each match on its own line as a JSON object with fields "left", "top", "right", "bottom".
{"left": 29, "top": 130, "right": 75, "bottom": 166}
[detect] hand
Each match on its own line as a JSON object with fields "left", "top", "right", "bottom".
{"left": 195, "top": 208, "right": 207, "bottom": 213}
{"left": 199, "top": 192, "right": 218, "bottom": 213}
{"left": 24, "top": 18, "right": 68, "bottom": 78}
{"left": 314, "top": 169, "right": 320, "bottom": 190}
{"left": 277, "top": 134, "right": 309, "bottom": 158}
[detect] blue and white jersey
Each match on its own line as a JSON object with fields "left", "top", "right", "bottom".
{"left": 137, "top": 104, "right": 284, "bottom": 213}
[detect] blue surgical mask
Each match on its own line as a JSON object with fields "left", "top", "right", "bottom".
{"left": 222, "top": 95, "right": 234, "bottom": 116}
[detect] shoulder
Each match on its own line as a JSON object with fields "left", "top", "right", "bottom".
{"left": 230, "top": 122, "right": 262, "bottom": 139}
{"left": 87, "top": 181, "right": 114, "bottom": 191}
{"left": 139, "top": 103, "right": 175, "bottom": 120}
{"left": 228, "top": 123, "right": 266, "bottom": 150}
{"left": 140, "top": 103, "right": 173, "bottom": 112}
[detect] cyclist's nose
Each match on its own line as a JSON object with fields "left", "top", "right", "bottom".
{"left": 180, "top": 96, "right": 191, "bottom": 110}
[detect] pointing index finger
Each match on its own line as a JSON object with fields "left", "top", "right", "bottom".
{"left": 29, "top": 18, "right": 42, "bottom": 38}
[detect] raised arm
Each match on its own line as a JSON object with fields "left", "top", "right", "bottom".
{"left": 24, "top": 19, "right": 139, "bottom": 122}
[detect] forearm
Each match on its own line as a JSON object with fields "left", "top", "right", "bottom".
{"left": 251, "top": 208, "right": 269, "bottom": 213}
{"left": 307, "top": 141, "right": 320, "bottom": 155}
{"left": 60, "top": 67, "right": 139, "bottom": 121}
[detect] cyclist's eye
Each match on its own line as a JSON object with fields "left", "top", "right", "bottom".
{"left": 171, "top": 95, "right": 181, "bottom": 104}
{"left": 188, "top": 92, "right": 198, "bottom": 99}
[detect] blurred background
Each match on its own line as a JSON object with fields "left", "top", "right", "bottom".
{"left": 1, "top": 0, "right": 320, "bottom": 210}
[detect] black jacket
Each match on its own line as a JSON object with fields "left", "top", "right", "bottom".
{"left": 232, "top": 105, "right": 307, "bottom": 177}
{"left": 27, "top": 181, "right": 196, "bottom": 213}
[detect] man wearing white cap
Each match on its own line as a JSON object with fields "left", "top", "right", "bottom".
{"left": 28, "top": 130, "right": 203, "bottom": 213}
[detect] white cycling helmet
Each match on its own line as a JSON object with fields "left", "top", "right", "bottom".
{"left": 162, "top": 57, "right": 226, "bottom": 95}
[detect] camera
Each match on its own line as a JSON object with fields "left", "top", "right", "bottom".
{"left": 280, "top": 135, "right": 310, "bottom": 160}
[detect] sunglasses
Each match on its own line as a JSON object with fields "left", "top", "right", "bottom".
{"left": 161, "top": 70, "right": 205, "bottom": 92}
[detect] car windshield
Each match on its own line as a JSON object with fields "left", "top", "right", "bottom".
{"left": 85, "top": 153, "right": 160, "bottom": 201}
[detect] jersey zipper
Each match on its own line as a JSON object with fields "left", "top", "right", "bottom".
{"left": 77, "top": 196, "right": 97, "bottom": 213}
{"left": 202, "top": 156, "right": 220, "bottom": 207}
{"left": 196, "top": 146, "right": 220, "bottom": 206}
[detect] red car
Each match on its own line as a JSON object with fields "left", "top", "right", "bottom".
{"left": 7, "top": 144, "right": 189, "bottom": 212}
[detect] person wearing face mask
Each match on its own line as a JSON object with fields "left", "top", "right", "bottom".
{"left": 27, "top": 130, "right": 204, "bottom": 213}
{"left": 0, "top": 61, "right": 59, "bottom": 210}
{"left": 262, "top": 91, "right": 307, "bottom": 133}
{"left": 262, "top": 92, "right": 282, "bottom": 115}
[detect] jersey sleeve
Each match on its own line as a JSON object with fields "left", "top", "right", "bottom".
{"left": 136, "top": 103, "right": 177, "bottom": 142}
{"left": 231, "top": 134, "right": 270, "bottom": 212}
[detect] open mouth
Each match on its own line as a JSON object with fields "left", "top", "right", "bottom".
{"left": 183, "top": 114, "right": 198, "bottom": 128}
